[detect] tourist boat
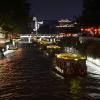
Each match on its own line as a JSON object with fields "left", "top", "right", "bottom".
{"left": 54, "top": 53, "right": 87, "bottom": 76}
{"left": 37, "top": 40, "right": 49, "bottom": 51}
{"left": 46, "top": 45, "right": 61, "bottom": 56}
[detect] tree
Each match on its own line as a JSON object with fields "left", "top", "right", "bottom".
{"left": 0, "top": 0, "right": 30, "bottom": 35}
{"left": 76, "top": 39, "right": 93, "bottom": 56}
{"left": 79, "top": 0, "right": 100, "bottom": 27}
{"left": 57, "top": 37, "right": 79, "bottom": 49}
{"left": 38, "top": 20, "right": 59, "bottom": 34}
{"left": 86, "top": 41, "right": 100, "bottom": 58}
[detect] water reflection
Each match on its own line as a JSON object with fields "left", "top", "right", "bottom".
{"left": 0, "top": 44, "right": 100, "bottom": 100}
{"left": 69, "top": 78, "right": 83, "bottom": 100}
{"left": 70, "top": 79, "right": 81, "bottom": 95}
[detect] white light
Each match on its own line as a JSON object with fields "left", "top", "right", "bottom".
{"left": 52, "top": 72, "right": 64, "bottom": 79}
{"left": 87, "top": 57, "right": 100, "bottom": 66}
{"left": 55, "top": 66, "right": 64, "bottom": 73}
{"left": 86, "top": 60, "right": 100, "bottom": 75}
{"left": 74, "top": 59, "right": 78, "bottom": 61}
{"left": 46, "top": 53, "right": 49, "bottom": 56}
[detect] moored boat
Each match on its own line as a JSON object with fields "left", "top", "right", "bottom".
{"left": 54, "top": 53, "right": 87, "bottom": 77}
{"left": 46, "top": 45, "right": 61, "bottom": 56}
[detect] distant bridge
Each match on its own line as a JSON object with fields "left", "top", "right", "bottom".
{"left": 19, "top": 34, "right": 33, "bottom": 43}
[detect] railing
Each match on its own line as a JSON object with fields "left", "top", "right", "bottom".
{"left": 20, "top": 34, "right": 32, "bottom": 38}
{"left": 79, "top": 36, "right": 100, "bottom": 42}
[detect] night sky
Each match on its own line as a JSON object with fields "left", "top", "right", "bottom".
{"left": 28, "top": 0, "right": 83, "bottom": 20}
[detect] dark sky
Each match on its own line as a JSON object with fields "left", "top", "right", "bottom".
{"left": 28, "top": 0, "right": 83, "bottom": 20}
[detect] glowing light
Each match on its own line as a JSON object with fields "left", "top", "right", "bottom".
{"left": 70, "top": 79, "right": 81, "bottom": 95}
{"left": 81, "top": 28, "right": 84, "bottom": 31}
{"left": 40, "top": 40, "right": 48, "bottom": 45}
{"left": 55, "top": 66, "right": 64, "bottom": 73}
{"left": 87, "top": 57, "right": 100, "bottom": 66}
{"left": 47, "top": 45, "right": 61, "bottom": 49}
{"left": 98, "top": 28, "right": 100, "bottom": 32}
{"left": 86, "top": 60, "right": 100, "bottom": 75}
{"left": 74, "top": 59, "right": 78, "bottom": 61}
{"left": 52, "top": 72, "right": 64, "bottom": 79}
{"left": 56, "top": 53, "right": 86, "bottom": 60}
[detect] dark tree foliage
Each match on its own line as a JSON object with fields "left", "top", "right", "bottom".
{"left": 38, "top": 25, "right": 58, "bottom": 34}
{"left": 57, "top": 37, "right": 79, "bottom": 48}
{"left": 38, "top": 22, "right": 58, "bottom": 34}
{"left": 86, "top": 41, "right": 100, "bottom": 58}
{"left": 76, "top": 40, "right": 94, "bottom": 56}
{"left": 58, "top": 27, "right": 80, "bottom": 33}
{"left": 77, "top": 40, "right": 100, "bottom": 58}
{"left": 0, "top": 0, "right": 30, "bottom": 33}
{"left": 79, "top": 0, "right": 100, "bottom": 27}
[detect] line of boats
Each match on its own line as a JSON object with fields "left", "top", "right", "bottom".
{"left": 32, "top": 37, "right": 87, "bottom": 77}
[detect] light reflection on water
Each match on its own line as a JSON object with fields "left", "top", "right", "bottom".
{"left": 86, "top": 60, "right": 100, "bottom": 75}
{"left": 0, "top": 44, "right": 100, "bottom": 100}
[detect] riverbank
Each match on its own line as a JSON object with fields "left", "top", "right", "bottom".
{"left": 0, "top": 43, "right": 100, "bottom": 100}
{"left": 3, "top": 50, "right": 14, "bottom": 56}
{"left": 0, "top": 49, "right": 15, "bottom": 65}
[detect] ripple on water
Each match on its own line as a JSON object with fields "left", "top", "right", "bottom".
{"left": 0, "top": 44, "right": 100, "bottom": 100}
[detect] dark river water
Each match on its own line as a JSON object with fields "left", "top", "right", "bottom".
{"left": 0, "top": 43, "right": 100, "bottom": 100}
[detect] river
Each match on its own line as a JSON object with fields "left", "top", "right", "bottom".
{"left": 0, "top": 43, "right": 100, "bottom": 100}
